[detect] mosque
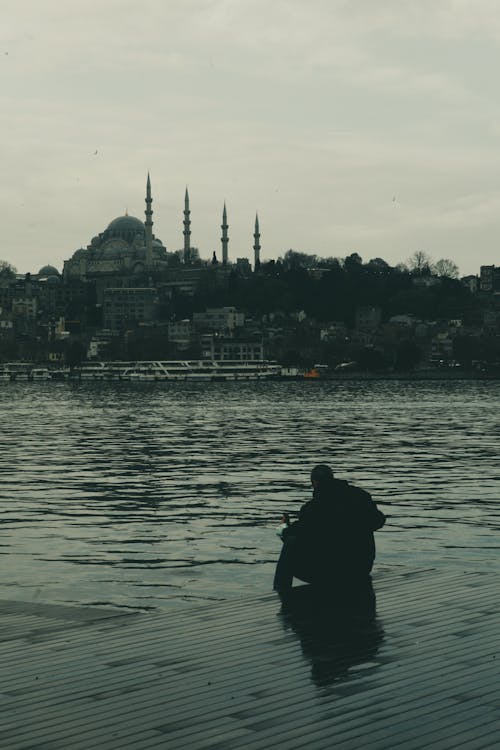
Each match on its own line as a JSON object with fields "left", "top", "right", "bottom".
{"left": 63, "top": 174, "right": 261, "bottom": 281}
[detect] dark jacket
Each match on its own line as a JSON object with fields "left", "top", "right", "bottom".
{"left": 284, "top": 479, "right": 386, "bottom": 583}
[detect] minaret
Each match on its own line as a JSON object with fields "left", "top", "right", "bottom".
{"left": 183, "top": 187, "right": 191, "bottom": 265}
{"left": 221, "top": 202, "right": 229, "bottom": 265}
{"left": 253, "top": 213, "right": 261, "bottom": 271}
{"left": 145, "top": 173, "right": 153, "bottom": 269}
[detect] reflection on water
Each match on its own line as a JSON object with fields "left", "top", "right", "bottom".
{"left": 278, "top": 580, "right": 384, "bottom": 689}
{"left": 0, "top": 380, "right": 499, "bottom": 611}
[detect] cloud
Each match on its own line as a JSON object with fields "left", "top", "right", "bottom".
{"left": 427, "top": 191, "right": 500, "bottom": 229}
{"left": 2, "top": 0, "right": 500, "bottom": 275}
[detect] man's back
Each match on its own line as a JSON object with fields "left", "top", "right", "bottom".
{"left": 291, "top": 478, "right": 386, "bottom": 582}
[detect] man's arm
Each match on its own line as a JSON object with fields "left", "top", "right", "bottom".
{"left": 355, "top": 488, "right": 386, "bottom": 531}
{"left": 281, "top": 501, "right": 312, "bottom": 540}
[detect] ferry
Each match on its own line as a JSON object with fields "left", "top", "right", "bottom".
{"left": 0, "top": 359, "right": 283, "bottom": 383}
{"left": 72, "top": 360, "right": 282, "bottom": 381}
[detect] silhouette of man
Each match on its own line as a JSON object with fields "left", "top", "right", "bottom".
{"left": 273, "top": 464, "right": 386, "bottom": 593}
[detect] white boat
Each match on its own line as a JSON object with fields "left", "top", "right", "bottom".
{"left": 2, "top": 363, "right": 31, "bottom": 381}
{"left": 30, "top": 368, "right": 51, "bottom": 380}
{"left": 78, "top": 362, "right": 107, "bottom": 380}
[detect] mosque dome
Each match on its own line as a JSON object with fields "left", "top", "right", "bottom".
{"left": 107, "top": 215, "right": 145, "bottom": 234}
{"left": 101, "top": 215, "right": 146, "bottom": 248}
{"left": 38, "top": 264, "right": 60, "bottom": 277}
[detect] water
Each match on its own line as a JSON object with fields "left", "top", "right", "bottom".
{"left": 1, "top": 380, "right": 499, "bottom": 612}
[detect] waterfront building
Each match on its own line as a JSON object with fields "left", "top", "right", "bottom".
{"left": 479, "top": 265, "right": 500, "bottom": 293}
{"left": 0, "top": 268, "right": 90, "bottom": 326}
{"left": 201, "top": 335, "right": 264, "bottom": 361}
{"left": 193, "top": 307, "right": 245, "bottom": 334}
{"left": 87, "top": 330, "right": 118, "bottom": 360}
{"left": 47, "top": 349, "right": 65, "bottom": 364}
{"left": 167, "top": 319, "right": 195, "bottom": 350}
{"left": 320, "top": 322, "right": 349, "bottom": 341}
{"left": 12, "top": 296, "right": 37, "bottom": 320}
{"left": 103, "top": 287, "right": 160, "bottom": 331}
{"left": 430, "top": 332, "right": 454, "bottom": 364}
{"left": 0, "top": 309, "right": 13, "bottom": 335}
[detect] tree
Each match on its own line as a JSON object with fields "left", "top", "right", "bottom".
{"left": 321, "top": 257, "right": 343, "bottom": 272}
{"left": 407, "top": 251, "right": 433, "bottom": 276}
{"left": 280, "top": 250, "right": 318, "bottom": 270}
{"left": 366, "top": 257, "right": 391, "bottom": 274}
{"left": 343, "top": 252, "right": 363, "bottom": 272}
{"left": 433, "top": 258, "right": 459, "bottom": 279}
{"left": 0, "top": 260, "right": 16, "bottom": 278}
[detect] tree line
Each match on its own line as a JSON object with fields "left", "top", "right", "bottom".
{"left": 191, "top": 250, "right": 474, "bottom": 326}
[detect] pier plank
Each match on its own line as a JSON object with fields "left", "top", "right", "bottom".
{"left": 0, "top": 568, "right": 499, "bottom": 749}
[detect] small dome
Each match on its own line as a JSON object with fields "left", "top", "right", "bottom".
{"left": 38, "top": 264, "right": 60, "bottom": 277}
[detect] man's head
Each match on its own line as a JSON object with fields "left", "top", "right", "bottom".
{"left": 311, "top": 464, "right": 334, "bottom": 488}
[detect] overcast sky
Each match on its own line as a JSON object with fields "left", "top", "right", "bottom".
{"left": 2, "top": 0, "right": 500, "bottom": 276}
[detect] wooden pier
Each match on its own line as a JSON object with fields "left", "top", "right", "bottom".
{"left": 0, "top": 568, "right": 499, "bottom": 749}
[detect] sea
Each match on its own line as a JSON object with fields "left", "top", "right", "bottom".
{"left": 1, "top": 379, "right": 499, "bottom": 612}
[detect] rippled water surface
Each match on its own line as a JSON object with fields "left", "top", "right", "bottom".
{"left": 1, "top": 380, "right": 499, "bottom": 611}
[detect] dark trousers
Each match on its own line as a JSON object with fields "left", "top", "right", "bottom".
{"left": 273, "top": 537, "right": 375, "bottom": 594}
{"left": 273, "top": 537, "right": 312, "bottom": 591}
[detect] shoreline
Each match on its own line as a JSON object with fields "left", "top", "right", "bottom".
{"left": 0, "top": 360, "right": 498, "bottom": 382}
{"left": 0, "top": 371, "right": 498, "bottom": 382}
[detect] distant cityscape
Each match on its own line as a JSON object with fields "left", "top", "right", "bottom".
{"left": 1, "top": 174, "right": 499, "bottom": 377}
